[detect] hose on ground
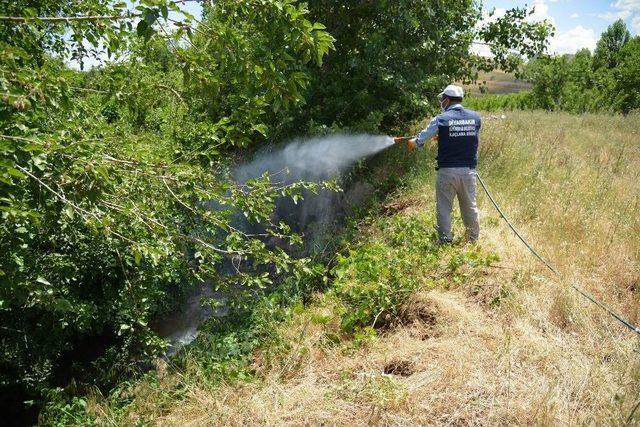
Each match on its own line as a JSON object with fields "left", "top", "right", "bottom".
{"left": 476, "top": 173, "right": 640, "bottom": 337}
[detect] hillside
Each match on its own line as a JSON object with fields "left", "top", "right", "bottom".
{"left": 462, "top": 70, "right": 532, "bottom": 96}
{"left": 66, "top": 110, "right": 640, "bottom": 426}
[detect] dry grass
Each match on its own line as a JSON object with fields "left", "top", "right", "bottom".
{"left": 91, "top": 111, "right": 640, "bottom": 426}
{"left": 149, "top": 286, "right": 638, "bottom": 425}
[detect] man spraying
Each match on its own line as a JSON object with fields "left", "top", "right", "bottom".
{"left": 395, "top": 84, "right": 481, "bottom": 244}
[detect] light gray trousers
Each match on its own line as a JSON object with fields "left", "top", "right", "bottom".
{"left": 436, "top": 167, "right": 479, "bottom": 242}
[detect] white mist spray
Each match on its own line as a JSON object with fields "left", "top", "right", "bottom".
{"left": 157, "top": 134, "right": 395, "bottom": 355}
{"left": 234, "top": 134, "right": 395, "bottom": 183}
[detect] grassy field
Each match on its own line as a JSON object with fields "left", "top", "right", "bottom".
{"left": 67, "top": 111, "right": 640, "bottom": 425}
{"left": 462, "top": 70, "right": 532, "bottom": 96}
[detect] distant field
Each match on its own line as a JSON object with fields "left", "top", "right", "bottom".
{"left": 462, "top": 70, "right": 531, "bottom": 96}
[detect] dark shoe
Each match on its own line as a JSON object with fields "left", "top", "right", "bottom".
{"left": 437, "top": 238, "right": 453, "bottom": 246}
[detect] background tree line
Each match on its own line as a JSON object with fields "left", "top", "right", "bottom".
{"left": 468, "top": 19, "right": 640, "bottom": 114}
{"left": 0, "top": 0, "right": 550, "bottom": 420}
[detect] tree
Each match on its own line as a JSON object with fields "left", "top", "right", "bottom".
{"left": 560, "top": 49, "right": 597, "bottom": 112}
{"left": 523, "top": 55, "right": 570, "bottom": 110}
{"left": 613, "top": 36, "right": 640, "bottom": 113}
{"left": 1, "top": 0, "right": 333, "bottom": 414}
{"left": 593, "top": 19, "right": 630, "bottom": 70}
{"left": 291, "top": 0, "right": 552, "bottom": 135}
{"left": 569, "top": 48, "right": 594, "bottom": 88}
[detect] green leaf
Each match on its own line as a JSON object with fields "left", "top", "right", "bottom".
{"left": 32, "top": 156, "right": 46, "bottom": 170}
{"left": 252, "top": 124, "right": 268, "bottom": 136}
{"left": 134, "top": 250, "right": 142, "bottom": 265}
{"left": 63, "top": 205, "right": 75, "bottom": 220}
{"left": 136, "top": 20, "right": 149, "bottom": 37}
{"left": 181, "top": 10, "right": 195, "bottom": 21}
{"left": 22, "top": 144, "right": 42, "bottom": 152}
{"left": 36, "top": 277, "right": 51, "bottom": 286}
{"left": 7, "top": 168, "right": 26, "bottom": 179}
{"left": 143, "top": 9, "right": 158, "bottom": 26}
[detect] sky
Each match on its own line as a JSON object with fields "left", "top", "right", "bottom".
{"left": 481, "top": 0, "right": 640, "bottom": 54}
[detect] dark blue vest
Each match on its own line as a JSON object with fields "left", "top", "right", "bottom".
{"left": 436, "top": 105, "right": 481, "bottom": 168}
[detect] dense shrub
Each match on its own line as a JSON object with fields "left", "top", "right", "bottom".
{"left": 0, "top": 0, "right": 334, "bottom": 415}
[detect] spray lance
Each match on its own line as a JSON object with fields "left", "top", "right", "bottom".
{"left": 393, "top": 133, "right": 441, "bottom": 151}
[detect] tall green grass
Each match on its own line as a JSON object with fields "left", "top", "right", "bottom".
{"left": 464, "top": 91, "right": 536, "bottom": 112}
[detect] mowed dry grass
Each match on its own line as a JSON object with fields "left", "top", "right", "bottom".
{"left": 93, "top": 111, "right": 640, "bottom": 426}
{"left": 462, "top": 70, "right": 532, "bottom": 96}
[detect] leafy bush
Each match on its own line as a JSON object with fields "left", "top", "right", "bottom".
{"left": 331, "top": 212, "right": 498, "bottom": 331}
{"left": 0, "top": 0, "right": 333, "bottom": 412}
{"left": 333, "top": 241, "right": 421, "bottom": 331}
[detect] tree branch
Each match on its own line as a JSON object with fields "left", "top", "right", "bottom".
{"left": 15, "top": 164, "right": 143, "bottom": 245}
{"left": 1, "top": 134, "right": 40, "bottom": 143}
{"left": 0, "top": 14, "right": 138, "bottom": 23}
{"left": 71, "top": 86, "right": 110, "bottom": 94}
{"left": 162, "top": 177, "right": 196, "bottom": 213}
{"left": 156, "top": 84, "right": 185, "bottom": 103}
{"left": 15, "top": 164, "right": 93, "bottom": 218}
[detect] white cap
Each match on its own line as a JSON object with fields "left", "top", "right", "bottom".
{"left": 438, "top": 84, "right": 464, "bottom": 100}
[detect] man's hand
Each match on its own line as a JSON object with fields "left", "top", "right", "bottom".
{"left": 393, "top": 136, "right": 417, "bottom": 152}
{"left": 394, "top": 136, "right": 411, "bottom": 144}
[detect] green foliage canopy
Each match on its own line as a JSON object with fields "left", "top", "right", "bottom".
{"left": 294, "top": 0, "right": 552, "bottom": 134}
{"left": 0, "top": 0, "right": 333, "bottom": 403}
{"left": 518, "top": 20, "right": 640, "bottom": 114}
{"left": 593, "top": 19, "right": 631, "bottom": 70}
